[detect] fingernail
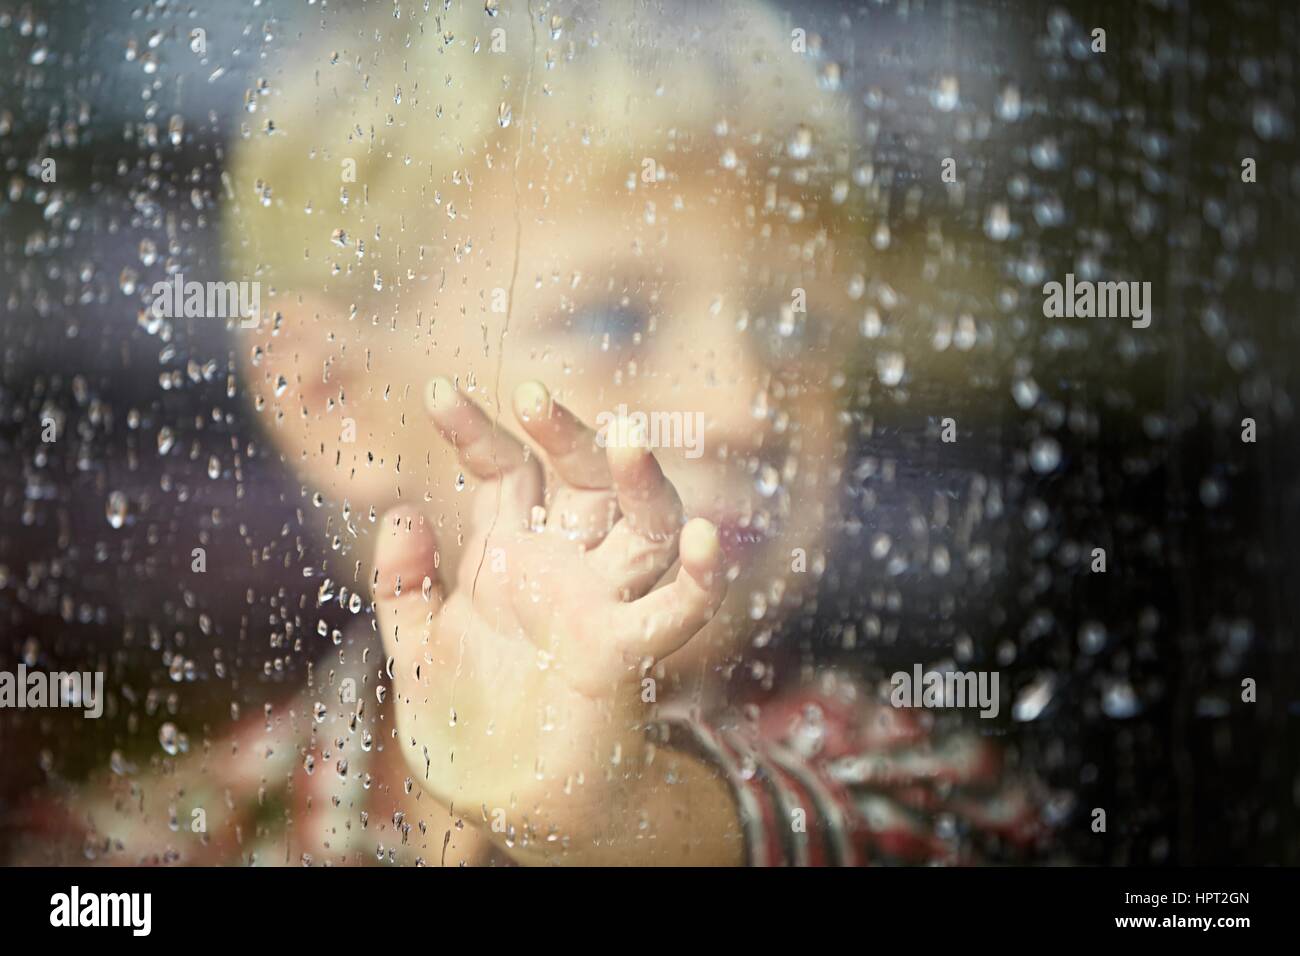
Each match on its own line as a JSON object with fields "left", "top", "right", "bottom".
{"left": 681, "top": 517, "right": 721, "bottom": 566}
{"left": 513, "top": 380, "right": 549, "bottom": 420}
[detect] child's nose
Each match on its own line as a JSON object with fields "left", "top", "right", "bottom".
{"left": 633, "top": 319, "right": 774, "bottom": 458}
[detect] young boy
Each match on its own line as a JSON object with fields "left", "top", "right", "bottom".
{"left": 16, "top": 0, "right": 1044, "bottom": 866}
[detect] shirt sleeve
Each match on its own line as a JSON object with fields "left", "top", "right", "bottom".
{"left": 659, "top": 679, "right": 1048, "bottom": 866}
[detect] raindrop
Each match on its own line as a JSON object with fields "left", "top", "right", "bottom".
{"left": 1029, "top": 437, "right": 1061, "bottom": 474}
{"left": 105, "top": 491, "right": 128, "bottom": 529}
{"left": 158, "top": 722, "right": 180, "bottom": 756}
{"left": 984, "top": 203, "right": 1011, "bottom": 241}
{"left": 931, "top": 75, "right": 959, "bottom": 112}
{"left": 1012, "top": 675, "right": 1056, "bottom": 722}
{"left": 788, "top": 125, "right": 813, "bottom": 160}
{"left": 876, "top": 351, "right": 905, "bottom": 386}
{"left": 1101, "top": 680, "right": 1140, "bottom": 719}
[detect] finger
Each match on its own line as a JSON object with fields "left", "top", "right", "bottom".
{"left": 588, "top": 429, "right": 685, "bottom": 594}
{"left": 371, "top": 506, "right": 444, "bottom": 688}
{"left": 513, "top": 381, "right": 618, "bottom": 544}
{"left": 512, "top": 381, "right": 612, "bottom": 489}
{"left": 426, "top": 377, "right": 543, "bottom": 531}
{"left": 612, "top": 518, "right": 726, "bottom": 660}
{"left": 605, "top": 424, "right": 683, "bottom": 540}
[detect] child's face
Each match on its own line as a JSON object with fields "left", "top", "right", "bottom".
{"left": 242, "top": 165, "right": 852, "bottom": 664}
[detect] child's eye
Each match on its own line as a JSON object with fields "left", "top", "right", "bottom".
{"left": 567, "top": 300, "right": 652, "bottom": 351}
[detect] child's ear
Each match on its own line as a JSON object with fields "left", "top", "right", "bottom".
{"left": 240, "top": 292, "right": 355, "bottom": 394}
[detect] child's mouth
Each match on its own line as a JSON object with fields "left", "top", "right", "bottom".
{"left": 709, "top": 515, "right": 775, "bottom": 565}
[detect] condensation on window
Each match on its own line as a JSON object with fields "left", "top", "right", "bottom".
{"left": 0, "top": 0, "right": 1296, "bottom": 867}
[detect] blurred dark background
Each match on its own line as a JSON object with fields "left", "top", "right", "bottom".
{"left": 1, "top": 0, "right": 1297, "bottom": 865}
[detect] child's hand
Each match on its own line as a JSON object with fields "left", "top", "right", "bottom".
{"left": 370, "top": 379, "right": 729, "bottom": 858}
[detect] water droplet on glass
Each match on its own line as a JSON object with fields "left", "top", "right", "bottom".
{"left": 1101, "top": 680, "right": 1140, "bottom": 719}
{"left": 876, "top": 351, "right": 905, "bottom": 386}
{"left": 105, "top": 491, "right": 128, "bottom": 529}
{"left": 1029, "top": 437, "right": 1062, "bottom": 474}
{"left": 158, "top": 722, "right": 180, "bottom": 756}
{"left": 931, "top": 75, "right": 959, "bottom": 112}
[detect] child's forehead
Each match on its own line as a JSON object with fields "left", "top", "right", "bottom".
{"left": 551, "top": 171, "right": 833, "bottom": 267}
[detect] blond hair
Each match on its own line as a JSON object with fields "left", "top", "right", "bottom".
{"left": 224, "top": 0, "right": 858, "bottom": 295}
